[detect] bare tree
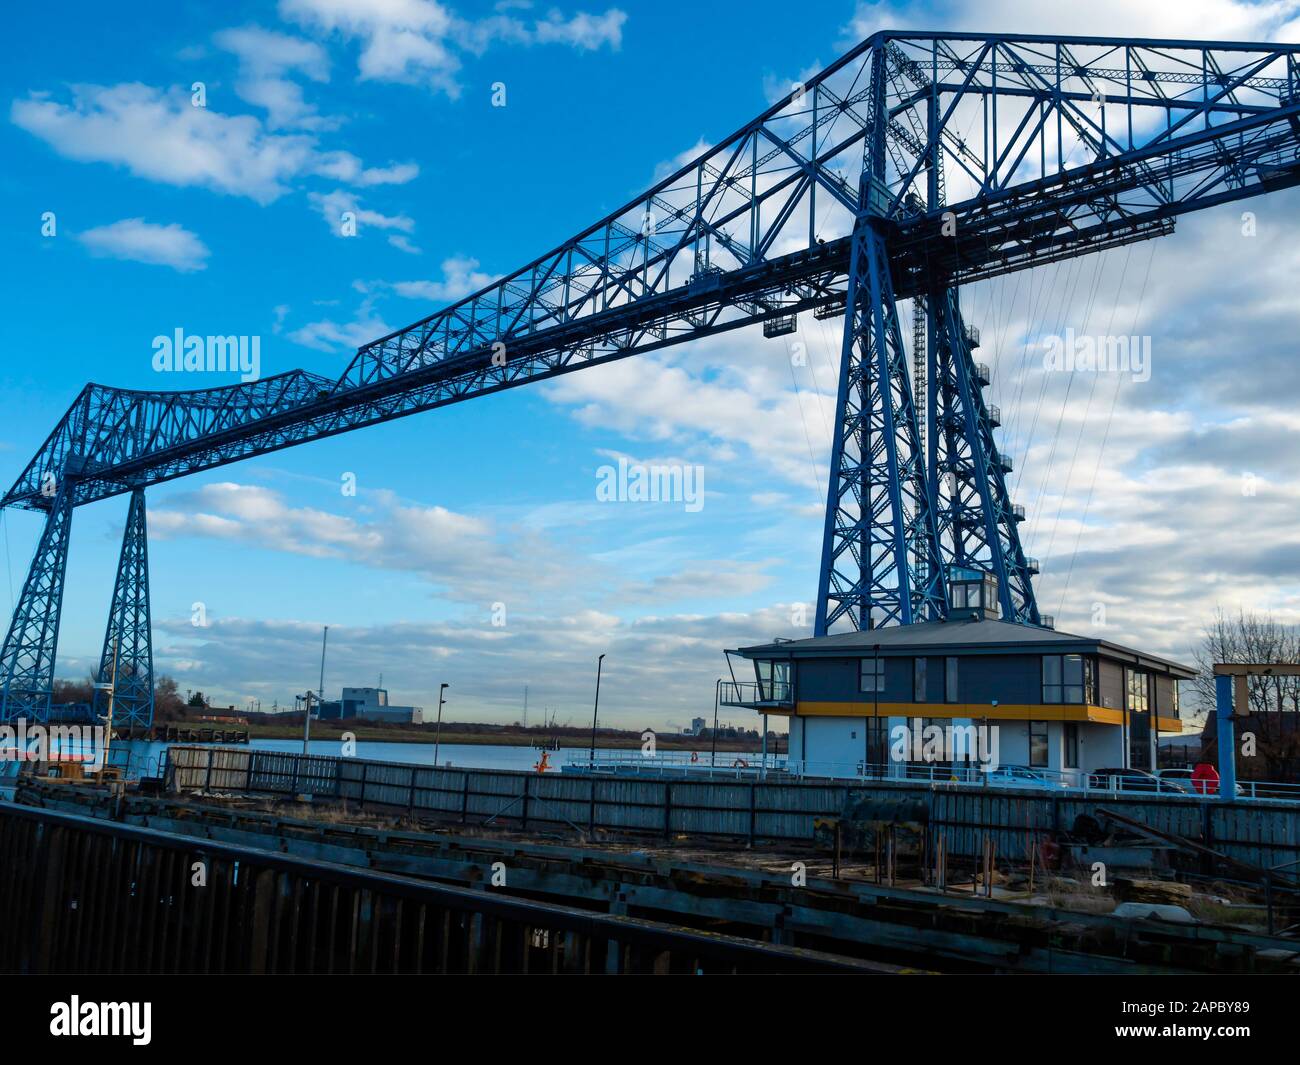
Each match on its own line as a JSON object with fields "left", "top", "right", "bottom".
{"left": 1192, "top": 608, "right": 1300, "bottom": 778}
{"left": 1192, "top": 608, "right": 1300, "bottom": 711}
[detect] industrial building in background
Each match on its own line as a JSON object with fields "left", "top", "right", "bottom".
{"left": 316, "top": 687, "right": 424, "bottom": 725}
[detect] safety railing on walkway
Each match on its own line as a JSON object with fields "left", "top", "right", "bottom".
{"left": 163, "top": 745, "right": 1300, "bottom": 873}
{"left": 570, "top": 749, "right": 1300, "bottom": 800}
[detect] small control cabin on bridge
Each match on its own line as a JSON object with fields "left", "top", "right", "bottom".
{"left": 724, "top": 573, "right": 1192, "bottom": 784}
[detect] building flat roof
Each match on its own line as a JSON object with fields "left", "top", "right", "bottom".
{"left": 733, "top": 617, "right": 1196, "bottom": 677}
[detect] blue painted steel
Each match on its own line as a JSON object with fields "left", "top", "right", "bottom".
{"left": 6, "top": 36, "right": 1300, "bottom": 518}
{"left": 932, "top": 290, "right": 1039, "bottom": 624}
{"left": 815, "top": 215, "right": 947, "bottom": 632}
{"left": 1216, "top": 673, "right": 1237, "bottom": 799}
{"left": 0, "top": 480, "right": 74, "bottom": 722}
{"left": 0, "top": 32, "right": 1299, "bottom": 693}
{"left": 95, "top": 488, "right": 154, "bottom": 728}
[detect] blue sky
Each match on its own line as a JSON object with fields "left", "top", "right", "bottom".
{"left": 4, "top": 0, "right": 1300, "bottom": 729}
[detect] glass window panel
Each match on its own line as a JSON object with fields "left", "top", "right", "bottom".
{"left": 1063, "top": 654, "right": 1083, "bottom": 685}
{"left": 1043, "top": 656, "right": 1062, "bottom": 685}
{"left": 1029, "top": 721, "right": 1049, "bottom": 768}
{"left": 860, "top": 657, "right": 885, "bottom": 693}
{"left": 1064, "top": 724, "right": 1079, "bottom": 769}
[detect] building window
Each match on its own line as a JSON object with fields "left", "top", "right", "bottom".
{"left": 913, "top": 658, "right": 927, "bottom": 702}
{"left": 1064, "top": 723, "right": 1079, "bottom": 769}
{"left": 1171, "top": 680, "right": 1180, "bottom": 715}
{"left": 1126, "top": 669, "right": 1152, "bottom": 769}
{"left": 945, "top": 657, "right": 959, "bottom": 703}
{"left": 754, "top": 659, "right": 790, "bottom": 701}
{"left": 1126, "top": 669, "right": 1149, "bottom": 714}
{"left": 860, "top": 656, "right": 885, "bottom": 693}
{"left": 772, "top": 661, "right": 790, "bottom": 699}
{"left": 1029, "top": 720, "right": 1049, "bottom": 768}
{"left": 1042, "top": 654, "right": 1093, "bottom": 704}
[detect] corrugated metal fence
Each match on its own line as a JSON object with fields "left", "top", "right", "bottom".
{"left": 167, "top": 746, "right": 1300, "bottom": 878}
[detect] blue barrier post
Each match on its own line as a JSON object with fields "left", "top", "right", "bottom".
{"left": 1215, "top": 673, "right": 1236, "bottom": 800}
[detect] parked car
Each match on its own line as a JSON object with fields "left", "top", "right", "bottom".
{"left": 1157, "top": 767, "right": 1243, "bottom": 796}
{"left": 1087, "top": 767, "right": 1189, "bottom": 794}
{"left": 983, "top": 764, "right": 1065, "bottom": 790}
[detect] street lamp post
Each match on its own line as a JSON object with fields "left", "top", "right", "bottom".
{"left": 433, "top": 683, "right": 448, "bottom": 767}
{"left": 95, "top": 636, "right": 119, "bottom": 776}
{"left": 872, "top": 643, "right": 880, "bottom": 780}
{"left": 589, "top": 654, "right": 605, "bottom": 769}
{"left": 301, "top": 690, "right": 314, "bottom": 754}
{"left": 711, "top": 678, "right": 720, "bottom": 768}
{"left": 318, "top": 625, "right": 329, "bottom": 708}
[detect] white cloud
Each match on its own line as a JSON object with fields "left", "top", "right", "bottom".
{"left": 77, "top": 218, "right": 210, "bottom": 272}
{"left": 842, "top": 0, "right": 1300, "bottom": 43}
{"left": 287, "top": 303, "right": 393, "bottom": 351}
{"left": 145, "top": 479, "right": 794, "bottom": 722}
{"left": 312, "top": 151, "right": 419, "bottom": 185}
{"left": 12, "top": 80, "right": 417, "bottom": 208}
{"left": 279, "top": 0, "right": 627, "bottom": 96}
{"left": 387, "top": 234, "right": 422, "bottom": 254}
{"left": 308, "top": 188, "right": 415, "bottom": 236}
{"left": 387, "top": 255, "right": 495, "bottom": 302}
{"left": 545, "top": 326, "right": 838, "bottom": 494}
{"left": 279, "top": 0, "right": 463, "bottom": 90}
{"left": 11, "top": 83, "right": 318, "bottom": 203}
{"left": 213, "top": 24, "right": 333, "bottom": 130}
{"left": 532, "top": 10, "right": 626, "bottom": 50}
{"left": 150, "top": 602, "right": 797, "bottom": 728}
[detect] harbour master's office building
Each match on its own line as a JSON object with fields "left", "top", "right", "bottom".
{"left": 725, "top": 573, "right": 1192, "bottom": 783}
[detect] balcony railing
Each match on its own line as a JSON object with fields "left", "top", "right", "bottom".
{"left": 720, "top": 680, "right": 792, "bottom": 707}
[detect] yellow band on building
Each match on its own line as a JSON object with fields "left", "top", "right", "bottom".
{"left": 790, "top": 700, "right": 1179, "bottom": 732}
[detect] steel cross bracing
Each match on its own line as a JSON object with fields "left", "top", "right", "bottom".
{"left": 0, "top": 479, "right": 74, "bottom": 722}
{"left": 816, "top": 217, "right": 948, "bottom": 632}
{"left": 931, "top": 290, "right": 1039, "bottom": 623}
{"left": 1, "top": 31, "right": 1300, "bottom": 718}
{"left": 94, "top": 488, "right": 154, "bottom": 728}
{"left": 817, "top": 45, "right": 947, "bottom": 633}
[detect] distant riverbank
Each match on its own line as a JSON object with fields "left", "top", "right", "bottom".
{"left": 233, "top": 720, "right": 784, "bottom": 754}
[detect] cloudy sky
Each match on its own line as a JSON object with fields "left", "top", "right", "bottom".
{"left": 2, "top": 0, "right": 1299, "bottom": 730}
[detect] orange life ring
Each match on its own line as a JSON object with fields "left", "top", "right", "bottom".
{"left": 733, "top": 758, "right": 749, "bottom": 769}
{"left": 690, "top": 751, "right": 699, "bottom": 763}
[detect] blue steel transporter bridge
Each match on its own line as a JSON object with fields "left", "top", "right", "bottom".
{"left": 3, "top": 31, "right": 1300, "bottom": 727}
